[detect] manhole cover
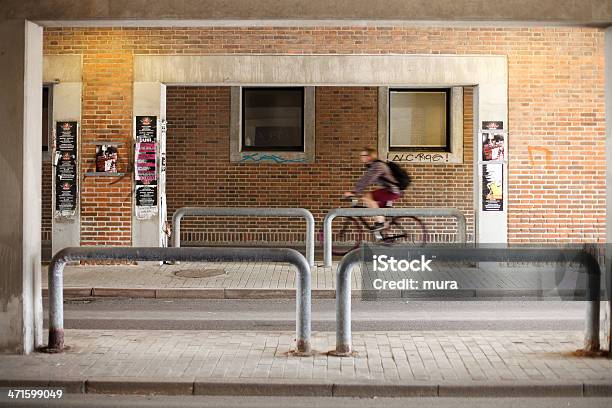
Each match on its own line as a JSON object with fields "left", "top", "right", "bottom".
{"left": 173, "top": 269, "right": 226, "bottom": 279}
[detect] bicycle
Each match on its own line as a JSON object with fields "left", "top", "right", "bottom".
{"left": 322, "top": 196, "right": 427, "bottom": 256}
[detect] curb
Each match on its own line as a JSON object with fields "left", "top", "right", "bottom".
{"left": 42, "top": 287, "right": 563, "bottom": 300}
{"left": 1, "top": 378, "right": 610, "bottom": 398}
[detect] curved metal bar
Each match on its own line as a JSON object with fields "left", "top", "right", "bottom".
{"left": 172, "top": 207, "right": 315, "bottom": 267}
{"left": 323, "top": 207, "right": 467, "bottom": 267}
{"left": 333, "top": 246, "right": 601, "bottom": 355}
{"left": 47, "top": 247, "right": 311, "bottom": 353}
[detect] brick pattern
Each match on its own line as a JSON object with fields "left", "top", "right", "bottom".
{"left": 42, "top": 26, "right": 606, "bottom": 244}
{"left": 80, "top": 53, "right": 133, "bottom": 246}
{"left": 165, "top": 86, "right": 474, "bottom": 244}
{"left": 2, "top": 329, "right": 611, "bottom": 382}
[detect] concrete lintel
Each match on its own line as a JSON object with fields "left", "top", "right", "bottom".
{"left": 135, "top": 54, "right": 507, "bottom": 87}
{"left": 43, "top": 55, "right": 82, "bottom": 83}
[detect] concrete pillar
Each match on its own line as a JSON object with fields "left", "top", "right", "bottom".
{"left": 605, "top": 27, "right": 612, "bottom": 353}
{"left": 51, "top": 81, "right": 82, "bottom": 256}
{"left": 132, "top": 82, "right": 167, "bottom": 248}
{"left": 0, "top": 20, "right": 43, "bottom": 354}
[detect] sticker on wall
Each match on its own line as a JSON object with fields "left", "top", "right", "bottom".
{"left": 54, "top": 121, "right": 78, "bottom": 219}
{"left": 135, "top": 116, "right": 158, "bottom": 220}
{"left": 481, "top": 131, "right": 506, "bottom": 161}
{"left": 482, "top": 163, "right": 503, "bottom": 211}
{"left": 482, "top": 121, "right": 503, "bottom": 130}
{"left": 95, "top": 144, "right": 118, "bottom": 172}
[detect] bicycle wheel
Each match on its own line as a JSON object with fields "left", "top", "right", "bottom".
{"left": 381, "top": 216, "right": 427, "bottom": 246}
{"left": 331, "top": 217, "right": 365, "bottom": 256}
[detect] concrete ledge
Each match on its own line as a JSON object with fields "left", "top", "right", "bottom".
{"left": 194, "top": 378, "right": 332, "bottom": 397}
{"left": 474, "top": 289, "right": 542, "bottom": 298}
{"left": 49, "top": 378, "right": 86, "bottom": 394}
{"left": 155, "top": 288, "right": 225, "bottom": 299}
{"left": 333, "top": 382, "right": 438, "bottom": 397}
{"left": 91, "top": 288, "right": 156, "bottom": 298}
{"left": 2, "top": 377, "right": 608, "bottom": 398}
{"left": 223, "top": 289, "right": 295, "bottom": 299}
{"left": 40, "top": 287, "right": 576, "bottom": 300}
{"left": 85, "top": 377, "right": 194, "bottom": 396}
{"left": 42, "top": 288, "right": 93, "bottom": 297}
{"left": 438, "top": 382, "right": 584, "bottom": 397}
{"left": 584, "top": 382, "right": 612, "bottom": 397}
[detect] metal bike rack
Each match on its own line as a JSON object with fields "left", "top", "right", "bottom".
{"left": 46, "top": 247, "right": 312, "bottom": 353}
{"left": 332, "top": 247, "right": 602, "bottom": 356}
{"left": 172, "top": 207, "right": 315, "bottom": 267}
{"left": 323, "top": 207, "right": 467, "bottom": 267}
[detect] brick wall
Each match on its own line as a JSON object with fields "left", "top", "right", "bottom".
{"left": 165, "top": 86, "right": 474, "bottom": 245}
{"left": 80, "top": 52, "right": 133, "bottom": 246}
{"left": 42, "top": 26, "right": 606, "bottom": 244}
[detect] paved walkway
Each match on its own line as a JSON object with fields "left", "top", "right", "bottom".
{"left": 0, "top": 330, "right": 610, "bottom": 397}
{"left": 41, "top": 261, "right": 574, "bottom": 294}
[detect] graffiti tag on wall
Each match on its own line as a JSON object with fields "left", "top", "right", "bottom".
{"left": 240, "top": 153, "right": 306, "bottom": 164}
{"left": 387, "top": 152, "right": 449, "bottom": 163}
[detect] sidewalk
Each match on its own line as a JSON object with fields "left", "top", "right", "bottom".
{"left": 41, "top": 260, "right": 578, "bottom": 299}
{"left": 0, "top": 330, "right": 610, "bottom": 397}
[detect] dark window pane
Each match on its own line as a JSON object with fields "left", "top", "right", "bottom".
{"left": 242, "top": 88, "right": 304, "bottom": 151}
{"left": 42, "top": 87, "right": 49, "bottom": 151}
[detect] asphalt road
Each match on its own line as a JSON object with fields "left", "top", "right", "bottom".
{"left": 42, "top": 298, "right": 603, "bottom": 331}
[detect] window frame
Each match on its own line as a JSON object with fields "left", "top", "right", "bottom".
{"left": 388, "top": 87, "right": 452, "bottom": 152}
{"left": 240, "top": 86, "right": 305, "bottom": 152}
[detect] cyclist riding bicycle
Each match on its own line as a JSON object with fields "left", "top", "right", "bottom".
{"left": 343, "top": 146, "right": 402, "bottom": 231}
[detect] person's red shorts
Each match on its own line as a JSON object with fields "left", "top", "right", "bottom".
{"left": 371, "top": 189, "right": 401, "bottom": 208}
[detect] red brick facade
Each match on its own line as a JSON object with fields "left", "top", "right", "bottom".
{"left": 41, "top": 26, "right": 606, "bottom": 245}
{"left": 165, "top": 86, "right": 474, "bottom": 244}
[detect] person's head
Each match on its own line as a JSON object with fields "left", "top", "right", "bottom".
{"left": 360, "top": 146, "right": 377, "bottom": 164}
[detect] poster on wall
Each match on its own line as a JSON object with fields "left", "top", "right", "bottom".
{"left": 135, "top": 116, "right": 158, "bottom": 220}
{"left": 54, "top": 121, "right": 78, "bottom": 218}
{"left": 95, "top": 145, "right": 118, "bottom": 172}
{"left": 482, "top": 163, "right": 503, "bottom": 211}
{"left": 481, "top": 131, "right": 506, "bottom": 161}
{"left": 482, "top": 121, "right": 503, "bottom": 130}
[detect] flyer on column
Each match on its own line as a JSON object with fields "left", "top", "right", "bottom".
{"left": 482, "top": 163, "right": 503, "bottom": 211}
{"left": 135, "top": 116, "right": 158, "bottom": 220}
{"left": 55, "top": 121, "right": 78, "bottom": 219}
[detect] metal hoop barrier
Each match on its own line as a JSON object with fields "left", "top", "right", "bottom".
{"left": 47, "top": 247, "right": 312, "bottom": 353}
{"left": 172, "top": 207, "right": 315, "bottom": 267}
{"left": 332, "top": 247, "right": 602, "bottom": 356}
{"left": 323, "top": 207, "right": 467, "bottom": 267}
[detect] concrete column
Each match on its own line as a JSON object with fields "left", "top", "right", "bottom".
{"left": 132, "top": 82, "right": 167, "bottom": 248}
{"left": 50, "top": 80, "right": 82, "bottom": 256}
{"left": 0, "top": 20, "right": 43, "bottom": 354}
{"left": 44, "top": 55, "right": 83, "bottom": 256}
{"left": 605, "top": 27, "right": 612, "bottom": 353}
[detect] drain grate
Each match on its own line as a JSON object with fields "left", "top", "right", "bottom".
{"left": 173, "top": 269, "right": 226, "bottom": 279}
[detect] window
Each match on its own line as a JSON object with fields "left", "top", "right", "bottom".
{"left": 42, "top": 86, "right": 52, "bottom": 153}
{"left": 389, "top": 89, "right": 450, "bottom": 151}
{"left": 241, "top": 87, "right": 304, "bottom": 152}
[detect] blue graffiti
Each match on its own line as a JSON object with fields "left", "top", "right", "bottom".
{"left": 239, "top": 153, "right": 306, "bottom": 164}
